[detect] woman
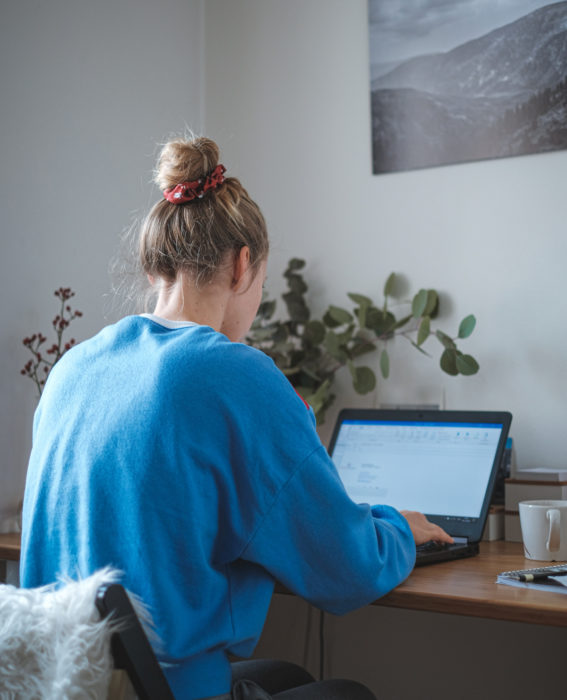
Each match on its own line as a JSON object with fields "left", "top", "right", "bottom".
{"left": 21, "top": 136, "right": 451, "bottom": 700}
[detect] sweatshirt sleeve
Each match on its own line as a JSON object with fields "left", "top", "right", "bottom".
{"left": 240, "top": 445, "right": 416, "bottom": 615}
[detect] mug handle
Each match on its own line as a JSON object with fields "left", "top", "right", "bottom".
{"left": 546, "top": 509, "right": 561, "bottom": 552}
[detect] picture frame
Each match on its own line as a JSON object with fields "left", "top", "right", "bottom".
{"left": 369, "top": 0, "right": 567, "bottom": 174}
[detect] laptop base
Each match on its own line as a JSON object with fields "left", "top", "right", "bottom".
{"left": 414, "top": 541, "right": 480, "bottom": 567}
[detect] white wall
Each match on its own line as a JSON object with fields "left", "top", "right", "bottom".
{"left": 204, "top": 0, "right": 567, "bottom": 456}
{"left": 0, "top": 0, "right": 204, "bottom": 524}
{"left": 203, "top": 2, "right": 567, "bottom": 697}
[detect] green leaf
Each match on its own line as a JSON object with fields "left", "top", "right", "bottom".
{"left": 417, "top": 316, "right": 430, "bottom": 346}
{"left": 456, "top": 353, "right": 480, "bottom": 375}
{"left": 348, "top": 293, "right": 372, "bottom": 327}
{"left": 383, "top": 272, "right": 396, "bottom": 298}
{"left": 305, "top": 379, "right": 334, "bottom": 425}
{"left": 356, "top": 305, "right": 367, "bottom": 329}
{"left": 363, "top": 306, "right": 382, "bottom": 331}
{"left": 435, "top": 329, "right": 456, "bottom": 350}
{"left": 282, "top": 293, "right": 309, "bottom": 324}
{"left": 349, "top": 336, "right": 376, "bottom": 358}
{"left": 367, "top": 307, "right": 396, "bottom": 336}
{"left": 250, "top": 327, "right": 277, "bottom": 342}
{"left": 365, "top": 306, "right": 380, "bottom": 329}
{"left": 353, "top": 366, "right": 377, "bottom": 394}
{"left": 309, "top": 378, "right": 332, "bottom": 410}
{"left": 458, "top": 314, "right": 477, "bottom": 339}
{"left": 285, "top": 258, "right": 305, "bottom": 273}
{"left": 327, "top": 305, "right": 353, "bottom": 325}
{"left": 336, "top": 324, "right": 355, "bottom": 346}
{"left": 286, "top": 274, "right": 308, "bottom": 295}
{"left": 347, "top": 293, "right": 372, "bottom": 308}
{"left": 440, "top": 348, "right": 459, "bottom": 376}
{"left": 423, "top": 290, "right": 438, "bottom": 317}
{"left": 411, "top": 289, "right": 428, "bottom": 318}
{"left": 380, "top": 348, "right": 390, "bottom": 379}
{"left": 257, "top": 299, "right": 276, "bottom": 320}
{"left": 324, "top": 333, "right": 340, "bottom": 356}
{"left": 323, "top": 311, "right": 341, "bottom": 328}
{"left": 324, "top": 331, "right": 347, "bottom": 362}
{"left": 303, "top": 320, "right": 326, "bottom": 345}
{"left": 322, "top": 310, "right": 341, "bottom": 328}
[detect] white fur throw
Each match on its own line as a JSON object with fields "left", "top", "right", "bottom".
{"left": 0, "top": 568, "right": 123, "bottom": 700}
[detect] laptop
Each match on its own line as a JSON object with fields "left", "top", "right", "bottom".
{"left": 328, "top": 409, "right": 512, "bottom": 566}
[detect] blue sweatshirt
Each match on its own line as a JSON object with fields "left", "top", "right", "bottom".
{"left": 21, "top": 315, "right": 415, "bottom": 700}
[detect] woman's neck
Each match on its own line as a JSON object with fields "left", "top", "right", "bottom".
{"left": 152, "top": 274, "right": 229, "bottom": 331}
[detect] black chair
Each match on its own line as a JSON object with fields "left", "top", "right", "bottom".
{"left": 96, "top": 583, "right": 176, "bottom": 700}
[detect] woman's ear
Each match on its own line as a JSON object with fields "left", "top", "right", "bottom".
{"left": 232, "top": 246, "right": 251, "bottom": 290}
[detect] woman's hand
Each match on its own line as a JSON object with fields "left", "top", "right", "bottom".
{"left": 400, "top": 510, "right": 454, "bottom": 546}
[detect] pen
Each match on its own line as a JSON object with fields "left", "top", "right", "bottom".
{"left": 517, "top": 572, "right": 567, "bottom": 582}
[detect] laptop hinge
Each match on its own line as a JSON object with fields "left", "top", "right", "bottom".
{"left": 453, "top": 536, "right": 468, "bottom": 545}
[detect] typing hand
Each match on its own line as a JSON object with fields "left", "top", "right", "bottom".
{"left": 400, "top": 510, "right": 454, "bottom": 546}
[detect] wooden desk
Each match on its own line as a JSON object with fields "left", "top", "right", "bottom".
{"left": 376, "top": 540, "right": 567, "bottom": 627}
{"left": 0, "top": 532, "right": 21, "bottom": 585}
{"left": 0, "top": 532, "right": 21, "bottom": 562}
{"left": 3, "top": 534, "right": 567, "bottom": 628}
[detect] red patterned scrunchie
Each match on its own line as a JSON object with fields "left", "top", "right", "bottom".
{"left": 163, "top": 164, "right": 226, "bottom": 204}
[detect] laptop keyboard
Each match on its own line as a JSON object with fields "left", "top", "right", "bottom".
{"left": 416, "top": 540, "right": 452, "bottom": 554}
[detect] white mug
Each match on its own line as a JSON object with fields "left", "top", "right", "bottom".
{"left": 519, "top": 500, "right": 567, "bottom": 561}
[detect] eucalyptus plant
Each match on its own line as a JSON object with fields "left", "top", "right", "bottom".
{"left": 246, "top": 259, "right": 479, "bottom": 424}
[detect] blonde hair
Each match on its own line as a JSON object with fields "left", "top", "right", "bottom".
{"left": 139, "top": 136, "right": 269, "bottom": 285}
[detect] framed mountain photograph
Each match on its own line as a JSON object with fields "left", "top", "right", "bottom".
{"left": 369, "top": 0, "right": 567, "bottom": 174}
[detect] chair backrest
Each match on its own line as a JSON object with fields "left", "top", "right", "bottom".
{"left": 96, "top": 583, "right": 175, "bottom": 700}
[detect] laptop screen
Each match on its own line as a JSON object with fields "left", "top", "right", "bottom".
{"left": 328, "top": 410, "right": 512, "bottom": 540}
{"left": 331, "top": 419, "right": 504, "bottom": 517}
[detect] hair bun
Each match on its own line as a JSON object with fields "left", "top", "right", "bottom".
{"left": 155, "top": 136, "right": 220, "bottom": 191}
